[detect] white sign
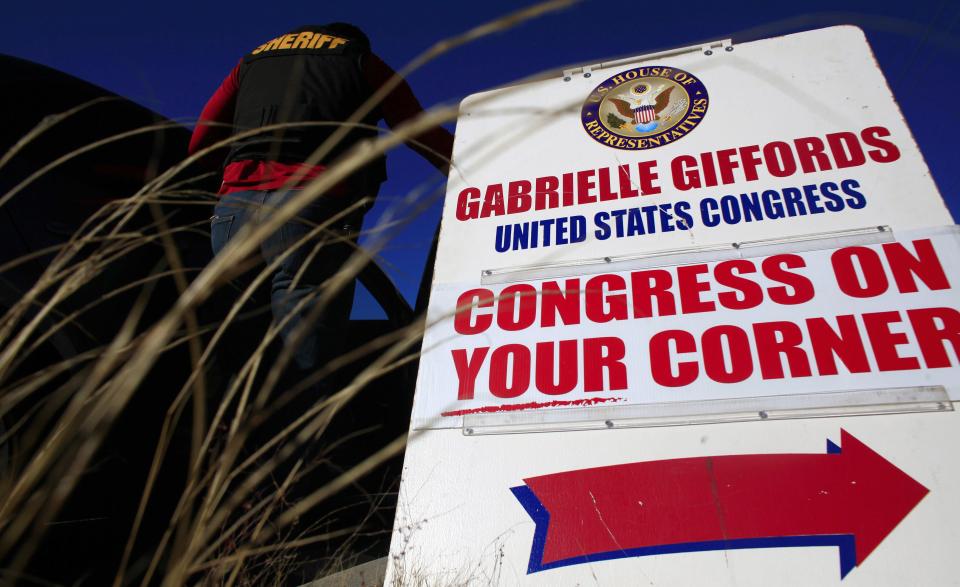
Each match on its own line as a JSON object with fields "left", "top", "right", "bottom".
{"left": 389, "top": 26, "right": 959, "bottom": 586}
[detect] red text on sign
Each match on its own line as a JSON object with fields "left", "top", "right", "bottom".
{"left": 451, "top": 337, "right": 627, "bottom": 400}
{"left": 649, "top": 307, "right": 960, "bottom": 386}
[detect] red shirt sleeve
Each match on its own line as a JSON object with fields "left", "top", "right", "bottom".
{"left": 362, "top": 53, "right": 454, "bottom": 173}
{"left": 188, "top": 61, "right": 241, "bottom": 156}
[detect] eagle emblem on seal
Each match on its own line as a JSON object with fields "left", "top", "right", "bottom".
{"left": 608, "top": 84, "right": 675, "bottom": 132}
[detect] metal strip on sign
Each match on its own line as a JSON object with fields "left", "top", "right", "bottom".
{"left": 461, "top": 386, "right": 952, "bottom": 435}
{"left": 480, "top": 225, "right": 895, "bottom": 285}
{"left": 562, "top": 38, "right": 732, "bottom": 80}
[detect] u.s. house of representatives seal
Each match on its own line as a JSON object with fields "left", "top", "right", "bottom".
{"left": 581, "top": 65, "right": 708, "bottom": 150}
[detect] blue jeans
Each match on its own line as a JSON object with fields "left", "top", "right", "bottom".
{"left": 210, "top": 190, "right": 358, "bottom": 372}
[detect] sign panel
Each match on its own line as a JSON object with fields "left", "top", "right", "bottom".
{"left": 390, "top": 418, "right": 957, "bottom": 585}
{"left": 389, "top": 26, "right": 959, "bottom": 586}
{"left": 434, "top": 27, "right": 949, "bottom": 286}
{"left": 416, "top": 227, "right": 960, "bottom": 428}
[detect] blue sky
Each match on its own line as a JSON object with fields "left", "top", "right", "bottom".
{"left": 4, "top": 0, "right": 959, "bottom": 316}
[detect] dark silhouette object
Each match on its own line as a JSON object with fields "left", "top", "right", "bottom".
{"left": 0, "top": 54, "right": 425, "bottom": 585}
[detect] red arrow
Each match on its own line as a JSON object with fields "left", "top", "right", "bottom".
{"left": 511, "top": 430, "right": 928, "bottom": 578}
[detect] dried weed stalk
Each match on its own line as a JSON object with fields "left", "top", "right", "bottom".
{"left": 0, "top": 1, "right": 578, "bottom": 584}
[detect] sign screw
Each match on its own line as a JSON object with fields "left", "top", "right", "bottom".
{"left": 725, "top": 46, "right": 734, "bottom": 52}
{"left": 483, "top": 270, "right": 492, "bottom": 276}
{"left": 465, "top": 428, "right": 474, "bottom": 435}
{"left": 603, "top": 256, "right": 612, "bottom": 263}
{"left": 605, "top": 420, "right": 614, "bottom": 428}
{"left": 584, "top": 72, "right": 592, "bottom": 78}
{"left": 758, "top": 411, "right": 769, "bottom": 419}
{"left": 705, "top": 50, "right": 713, "bottom": 56}
{"left": 563, "top": 76, "right": 571, "bottom": 82}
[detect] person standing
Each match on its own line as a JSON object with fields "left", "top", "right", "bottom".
{"left": 189, "top": 22, "right": 453, "bottom": 373}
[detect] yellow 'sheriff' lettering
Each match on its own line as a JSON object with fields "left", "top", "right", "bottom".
{"left": 292, "top": 31, "right": 314, "bottom": 49}
{"left": 251, "top": 32, "right": 350, "bottom": 54}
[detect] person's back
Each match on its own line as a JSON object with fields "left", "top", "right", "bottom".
{"left": 226, "top": 23, "right": 387, "bottom": 191}
{"left": 190, "top": 22, "right": 451, "bottom": 197}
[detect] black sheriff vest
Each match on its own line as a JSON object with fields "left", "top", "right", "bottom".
{"left": 226, "top": 25, "right": 387, "bottom": 189}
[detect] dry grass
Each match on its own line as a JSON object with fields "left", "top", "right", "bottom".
{"left": 0, "top": 2, "right": 578, "bottom": 585}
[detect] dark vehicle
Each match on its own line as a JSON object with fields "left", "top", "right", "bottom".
{"left": 0, "top": 55, "right": 428, "bottom": 584}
